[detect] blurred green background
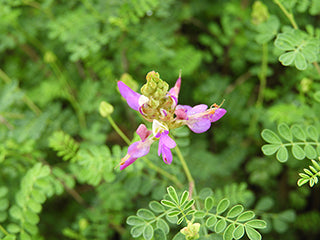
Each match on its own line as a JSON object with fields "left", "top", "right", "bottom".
{"left": 1, "top": 0, "right": 320, "bottom": 239}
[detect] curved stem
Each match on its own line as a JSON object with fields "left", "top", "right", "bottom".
{"left": 106, "top": 115, "right": 184, "bottom": 188}
{"left": 273, "top": 0, "right": 298, "bottom": 29}
{"left": 107, "top": 116, "right": 131, "bottom": 145}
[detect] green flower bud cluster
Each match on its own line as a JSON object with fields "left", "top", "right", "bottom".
{"left": 140, "top": 71, "right": 175, "bottom": 123}
{"left": 141, "top": 71, "right": 169, "bottom": 102}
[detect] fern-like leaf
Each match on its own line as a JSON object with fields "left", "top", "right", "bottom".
{"left": 8, "top": 163, "right": 54, "bottom": 239}
{"left": 71, "top": 145, "right": 118, "bottom": 186}
{"left": 261, "top": 123, "right": 320, "bottom": 162}
{"left": 127, "top": 186, "right": 194, "bottom": 240}
{"left": 298, "top": 158, "right": 320, "bottom": 187}
{"left": 49, "top": 131, "right": 79, "bottom": 162}
{"left": 194, "top": 196, "right": 266, "bottom": 240}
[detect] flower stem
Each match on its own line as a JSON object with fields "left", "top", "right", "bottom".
{"left": 142, "top": 157, "right": 184, "bottom": 189}
{"left": 174, "top": 143, "right": 195, "bottom": 198}
{"left": 106, "top": 115, "right": 184, "bottom": 188}
{"left": 107, "top": 116, "right": 131, "bottom": 145}
{"left": 273, "top": 0, "right": 298, "bottom": 29}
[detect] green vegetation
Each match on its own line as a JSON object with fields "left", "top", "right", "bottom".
{"left": 1, "top": 0, "right": 320, "bottom": 239}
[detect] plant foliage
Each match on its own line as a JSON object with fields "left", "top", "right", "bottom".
{"left": 1, "top": 0, "right": 320, "bottom": 239}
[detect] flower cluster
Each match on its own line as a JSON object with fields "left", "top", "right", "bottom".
{"left": 118, "top": 71, "right": 226, "bottom": 170}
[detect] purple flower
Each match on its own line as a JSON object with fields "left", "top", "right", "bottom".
{"left": 120, "top": 120, "right": 176, "bottom": 170}
{"left": 119, "top": 124, "right": 153, "bottom": 170}
{"left": 153, "top": 120, "right": 176, "bottom": 164}
{"left": 175, "top": 104, "right": 227, "bottom": 133}
{"left": 117, "top": 81, "right": 149, "bottom": 112}
{"left": 117, "top": 72, "right": 226, "bottom": 170}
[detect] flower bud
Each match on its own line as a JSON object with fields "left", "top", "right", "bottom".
{"left": 300, "top": 78, "right": 312, "bottom": 93}
{"left": 251, "top": 1, "right": 269, "bottom": 25}
{"left": 180, "top": 221, "right": 201, "bottom": 240}
{"left": 44, "top": 51, "right": 57, "bottom": 63}
{"left": 141, "top": 71, "right": 169, "bottom": 100}
{"left": 79, "top": 218, "right": 88, "bottom": 231}
{"left": 99, "top": 101, "right": 114, "bottom": 117}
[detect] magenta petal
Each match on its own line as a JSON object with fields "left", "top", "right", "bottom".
{"left": 117, "top": 81, "right": 141, "bottom": 111}
{"left": 161, "top": 134, "right": 176, "bottom": 149}
{"left": 188, "top": 104, "right": 208, "bottom": 115}
{"left": 210, "top": 108, "right": 227, "bottom": 122}
{"left": 187, "top": 118, "right": 211, "bottom": 133}
{"left": 169, "top": 77, "right": 181, "bottom": 99}
{"left": 176, "top": 105, "right": 192, "bottom": 112}
{"left": 128, "top": 141, "right": 151, "bottom": 158}
{"left": 136, "top": 124, "right": 151, "bottom": 141}
{"left": 120, "top": 156, "right": 137, "bottom": 170}
{"left": 161, "top": 146, "right": 173, "bottom": 164}
{"left": 175, "top": 108, "right": 188, "bottom": 120}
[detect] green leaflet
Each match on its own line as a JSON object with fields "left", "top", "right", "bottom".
{"left": 261, "top": 123, "right": 320, "bottom": 162}
{"left": 275, "top": 29, "right": 319, "bottom": 70}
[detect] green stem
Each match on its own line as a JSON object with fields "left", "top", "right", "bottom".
{"left": 50, "top": 63, "right": 86, "bottom": 129}
{"left": 282, "top": 142, "right": 319, "bottom": 147}
{"left": 174, "top": 144, "right": 195, "bottom": 197}
{"left": 0, "top": 224, "right": 9, "bottom": 236}
{"left": 273, "top": 0, "right": 298, "bottom": 29}
{"left": 174, "top": 144, "right": 194, "bottom": 187}
{"left": 256, "top": 43, "right": 268, "bottom": 106}
{"left": 173, "top": 141, "right": 207, "bottom": 234}
{"left": 0, "top": 68, "right": 42, "bottom": 116}
{"left": 106, "top": 115, "right": 184, "bottom": 188}
{"left": 107, "top": 116, "right": 131, "bottom": 145}
{"left": 142, "top": 157, "right": 184, "bottom": 189}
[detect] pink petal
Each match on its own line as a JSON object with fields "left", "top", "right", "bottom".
{"left": 168, "top": 77, "right": 181, "bottom": 99}
{"left": 120, "top": 156, "right": 137, "bottom": 170}
{"left": 175, "top": 108, "right": 188, "bottom": 120}
{"left": 210, "top": 108, "right": 227, "bottom": 122}
{"left": 188, "top": 104, "right": 208, "bottom": 115}
{"left": 160, "top": 133, "right": 176, "bottom": 149}
{"left": 176, "top": 105, "right": 192, "bottom": 112}
{"left": 136, "top": 124, "right": 151, "bottom": 141}
{"left": 161, "top": 146, "right": 173, "bottom": 165}
{"left": 117, "top": 81, "right": 141, "bottom": 111}
{"left": 187, "top": 118, "right": 211, "bottom": 133}
{"left": 128, "top": 141, "right": 151, "bottom": 158}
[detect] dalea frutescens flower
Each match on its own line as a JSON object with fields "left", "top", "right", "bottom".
{"left": 118, "top": 71, "right": 226, "bottom": 170}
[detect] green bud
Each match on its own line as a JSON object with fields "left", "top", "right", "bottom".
{"left": 79, "top": 218, "right": 88, "bottom": 231}
{"left": 251, "top": 1, "right": 269, "bottom": 25}
{"left": 141, "top": 71, "right": 169, "bottom": 100}
{"left": 44, "top": 51, "right": 57, "bottom": 63}
{"left": 300, "top": 78, "right": 312, "bottom": 93}
{"left": 99, "top": 101, "right": 114, "bottom": 117}
{"left": 180, "top": 221, "right": 201, "bottom": 240}
{"left": 146, "top": 71, "right": 160, "bottom": 82}
{"left": 150, "top": 98, "right": 160, "bottom": 108}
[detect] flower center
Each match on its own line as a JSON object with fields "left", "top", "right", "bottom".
{"left": 152, "top": 119, "right": 168, "bottom": 138}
